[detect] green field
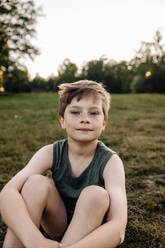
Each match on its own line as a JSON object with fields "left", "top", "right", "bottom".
{"left": 0, "top": 93, "right": 165, "bottom": 247}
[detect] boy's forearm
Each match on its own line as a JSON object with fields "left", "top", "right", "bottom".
{"left": 0, "top": 188, "right": 44, "bottom": 248}
{"left": 69, "top": 220, "right": 123, "bottom": 248}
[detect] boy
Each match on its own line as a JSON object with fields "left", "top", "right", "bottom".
{"left": 0, "top": 80, "right": 127, "bottom": 248}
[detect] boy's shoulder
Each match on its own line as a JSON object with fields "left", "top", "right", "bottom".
{"left": 53, "top": 139, "right": 67, "bottom": 145}
{"left": 40, "top": 143, "right": 54, "bottom": 153}
{"left": 31, "top": 143, "right": 54, "bottom": 170}
{"left": 97, "top": 140, "right": 116, "bottom": 155}
{"left": 51, "top": 138, "right": 67, "bottom": 159}
{"left": 52, "top": 139, "right": 67, "bottom": 151}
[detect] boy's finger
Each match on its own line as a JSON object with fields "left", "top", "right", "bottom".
{"left": 60, "top": 243, "right": 70, "bottom": 248}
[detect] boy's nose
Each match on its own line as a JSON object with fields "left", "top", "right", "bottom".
{"left": 80, "top": 119, "right": 90, "bottom": 124}
{"left": 80, "top": 113, "right": 90, "bottom": 123}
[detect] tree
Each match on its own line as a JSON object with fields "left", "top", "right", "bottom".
{"left": 0, "top": 0, "right": 41, "bottom": 72}
{"left": 130, "top": 30, "right": 165, "bottom": 93}
{"left": 46, "top": 76, "right": 58, "bottom": 92}
{"left": 130, "top": 30, "right": 165, "bottom": 69}
{"left": 31, "top": 74, "right": 47, "bottom": 92}
{"left": 4, "top": 67, "right": 31, "bottom": 92}
{"left": 57, "top": 58, "right": 78, "bottom": 84}
{"left": 80, "top": 57, "right": 106, "bottom": 82}
{"left": 105, "top": 61, "right": 131, "bottom": 93}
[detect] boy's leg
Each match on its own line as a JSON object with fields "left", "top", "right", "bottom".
{"left": 61, "top": 185, "right": 110, "bottom": 245}
{"left": 3, "top": 174, "right": 67, "bottom": 248}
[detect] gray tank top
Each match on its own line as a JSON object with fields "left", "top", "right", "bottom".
{"left": 51, "top": 139, "right": 116, "bottom": 219}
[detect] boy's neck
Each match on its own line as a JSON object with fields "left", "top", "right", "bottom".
{"left": 68, "top": 138, "right": 98, "bottom": 157}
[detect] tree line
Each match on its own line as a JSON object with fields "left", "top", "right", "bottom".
{"left": 0, "top": 1, "right": 165, "bottom": 93}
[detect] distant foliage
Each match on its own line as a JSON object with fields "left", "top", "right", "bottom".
{"left": 129, "top": 30, "right": 165, "bottom": 93}
{"left": 0, "top": 0, "right": 41, "bottom": 73}
{"left": 57, "top": 58, "right": 78, "bottom": 84}
{"left": 30, "top": 75, "right": 47, "bottom": 92}
{"left": 46, "top": 76, "right": 59, "bottom": 92}
{"left": 4, "top": 67, "right": 31, "bottom": 93}
{"left": 49, "top": 31, "right": 165, "bottom": 94}
{"left": 2, "top": 29, "right": 165, "bottom": 93}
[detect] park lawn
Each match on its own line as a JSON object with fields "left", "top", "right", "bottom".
{"left": 0, "top": 92, "right": 165, "bottom": 248}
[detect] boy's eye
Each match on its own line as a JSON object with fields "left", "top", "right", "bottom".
{"left": 90, "top": 112, "right": 99, "bottom": 116}
{"left": 70, "top": 111, "right": 80, "bottom": 115}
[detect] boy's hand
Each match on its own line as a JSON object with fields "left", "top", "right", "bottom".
{"left": 38, "top": 238, "right": 61, "bottom": 248}
{"left": 60, "top": 243, "right": 71, "bottom": 248}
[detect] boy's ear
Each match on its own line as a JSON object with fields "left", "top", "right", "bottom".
{"left": 103, "top": 119, "right": 108, "bottom": 128}
{"left": 102, "top": 119, "right": 108, "bottom": 131}
{"left": 104, "top": 119, "right": 108, "bottom": 126}
{"left": 59, "top": 115, "right": 65, "bottom": 129}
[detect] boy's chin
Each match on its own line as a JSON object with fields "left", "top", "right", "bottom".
{"left": 69, "top": 136, "right": 98, "bottom": 143}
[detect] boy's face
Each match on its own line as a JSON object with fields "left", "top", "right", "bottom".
{"left": 59, "top": 95, "right": 107, "bottom": 143}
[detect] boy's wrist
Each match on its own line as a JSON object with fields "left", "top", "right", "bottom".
{"left": 24, "top": 231, "right": 46, "bottom": 248}
{"left": 60, "top": 245, "right": 74, "bottom": 248}
{"left": 34, "top": 237, "right": 61, "bottom": 248}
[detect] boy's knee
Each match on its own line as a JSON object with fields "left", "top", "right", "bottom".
{"left": 3, "top": 228, "right": 24, "bottom": 248}
{"left": 80, "top": 185, "right": 110, "bottom": 211}
{"left": 21, "top": 174, "right": 51, "bottom": 199}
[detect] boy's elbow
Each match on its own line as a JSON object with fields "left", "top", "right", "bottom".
{"left": 119, "top": 229, "right": 126, "bottom": 245}
{"left": 0, "top": 187, "right": 6, "bottom": 213}
{"left": 0, "top": 185, "right": 8, "bottom": 202}
{"left": 113, "top": 219, "right": 127, "bottom": 245}
{"left": 118, "top": 220, "right": 127, "bottom": 245}
{"left": 0, "top": 185, "right": 7, "bottom": 201}
{"left": 106, "top": 218, "right": 127, "bottom": 246}
{"left": 0, "top": 186, "right": 15, "bottom": 208}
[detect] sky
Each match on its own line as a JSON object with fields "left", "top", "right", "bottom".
{"left": 25, "top": 0, "right": 165, "bottom": 79}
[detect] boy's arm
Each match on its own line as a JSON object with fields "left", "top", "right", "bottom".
{"left": 66, "top": 154, "right": 127, "bottom": 248}
{"left": 0, "top": 144, "right": 59, "bottom": 248}
{"left": 104, "top": 154, "right": 127, "bottom": 244}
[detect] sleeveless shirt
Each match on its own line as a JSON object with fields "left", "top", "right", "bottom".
{"left": 51, "top": 139, "right": 116, "bottom": 221}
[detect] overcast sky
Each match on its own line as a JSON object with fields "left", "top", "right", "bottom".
{"left": 25, "top": 0, "right": 165, "bottom": 78}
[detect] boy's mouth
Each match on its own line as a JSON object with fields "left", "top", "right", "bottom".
{"left": 77, "top": 128, "right": 93, "bottom": 132}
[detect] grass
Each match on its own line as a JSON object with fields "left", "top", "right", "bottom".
{"left": 0, "top": 93, "right": 165, "bottom": 247}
